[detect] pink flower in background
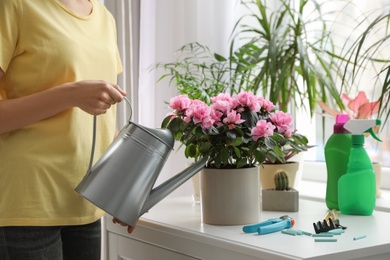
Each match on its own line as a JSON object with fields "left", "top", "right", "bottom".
{"left": 251, "top": 120, "right": 276, "bottom": 141}
{"left": 269, "top": 111, "right": 293, "bottom": 137}
{"left": 342, "top": 92, "right": 380, "bottom": 119}
{"left": 318, "top": 91, "right": 380, "bottom": 119}
{"left": 223, "top": 110, "right": 245, "bottom": 129}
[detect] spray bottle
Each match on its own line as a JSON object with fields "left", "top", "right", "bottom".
{"left": 338, "top": 119, "right": 381, "bottom": 215}
{"left": 324, "top": 114, "right": 351, "bottom": 210}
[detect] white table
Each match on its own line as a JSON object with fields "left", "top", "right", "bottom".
{"left": 103, "top": 197, "right": 390, "bottom": 260}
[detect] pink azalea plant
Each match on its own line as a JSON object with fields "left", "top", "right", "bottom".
{"left": 161, "top": 91, "right": 312, "bottom": 169}
{"left": 318, "top": 91, "right": 380, "bottom": 119}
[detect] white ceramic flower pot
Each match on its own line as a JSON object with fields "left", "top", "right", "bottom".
{"left": 200, "top": 166, "right": 260, "bottom": 225}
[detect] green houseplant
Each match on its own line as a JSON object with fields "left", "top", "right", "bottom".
{"left": 161, "top": 91, "right": 310, "bottom": 224}
{"left": 156, "top": 42, "right": 234, "bottom": 105}
{"left": 156, "top": 0, "right": 346, "bottom": 116}
{"left": 227, "top": 0, "right": 344, "bottom": 116}
{"left": 335, "top": 9, "right": 390, "bottom": 124}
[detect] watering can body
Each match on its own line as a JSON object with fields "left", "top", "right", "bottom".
{"left": 75, "top": 120, "right": 208, "bottom": 228}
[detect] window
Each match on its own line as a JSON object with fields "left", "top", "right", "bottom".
{"left": 106, "top": 0, "right": 390, "bottom": 199}
{"left": 295, "top": 0, "right": 390, "bottom": 168}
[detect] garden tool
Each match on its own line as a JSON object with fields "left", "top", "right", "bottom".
{"left": 243, "top": 215, "right": 295, "bottom": 235}
{"left": 76, "top": 97, "right": 209, "bottom": 231}
{"left": 313, "top": 209, "right": 347, "bottom": 234}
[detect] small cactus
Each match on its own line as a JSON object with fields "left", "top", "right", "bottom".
{"left": 274, "top": 170, "right": 289, "bottom": 190}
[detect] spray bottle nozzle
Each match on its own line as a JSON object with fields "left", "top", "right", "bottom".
{"left": 336, "top": 114, "right": 349, "bottom": 125}
{"left": 344, "top": 119, "right": 382, "bottom": 142}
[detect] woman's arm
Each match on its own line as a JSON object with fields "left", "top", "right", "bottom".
{"left": 0, "top": 67, "right": 126, "bottom": 134}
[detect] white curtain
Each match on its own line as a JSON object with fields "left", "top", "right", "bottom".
{"left": 140, "top": 0, "right": 240, "bottom": 195}
{"left": 138, "top": 0, "right": 240, "bottom": 128}
{"left": 106, "top": 0, "right": 240, "bottom": 196}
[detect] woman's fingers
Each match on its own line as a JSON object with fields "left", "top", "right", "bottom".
{"left": 112, "top": 217, "right": 137, "bottom": 233}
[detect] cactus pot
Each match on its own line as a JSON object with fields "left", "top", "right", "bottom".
{"left": 262, "top": 188, "right": 299, "bottom": 212}
{"left": 259, "top": 162, "right": 299, "bottom": 190}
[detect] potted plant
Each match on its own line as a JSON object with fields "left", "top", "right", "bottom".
{"left": 162, "top": 91, "right": 311, "bottom": 169}
{"left": 156, "top": 0, "right": 346, "bottom": 116}
{"left": 227, "top": 0, "right": 345, "bottom": 116}
{"left": 161, "top": 91, "right": 311, "bottom": 224}
{"left": 334, "top": 9, "right": 390, "bottom": 124}
{"left": 262, "top": 170, "right": 299, "bottom": 212}
{"left": 155, "top": 42, "right": 234, "bottom": 105}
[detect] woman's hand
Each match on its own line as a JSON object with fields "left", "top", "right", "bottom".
{"left": 0, "top": 74, "right": 127, "bottom": 134}
{"left": 70, "top": 80, "right": 127, "bottom": 115}
{"left": 112, "top": 217, "right": 137, "bottom": 233}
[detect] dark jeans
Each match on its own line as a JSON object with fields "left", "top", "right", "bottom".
{"left": 0, "top": 219, "right": 101, "bottom": 260}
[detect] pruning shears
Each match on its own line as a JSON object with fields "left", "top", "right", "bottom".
{"left": 243, "top": 215, "right": 295, "bottom": 235}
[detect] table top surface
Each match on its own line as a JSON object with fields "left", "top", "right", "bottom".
{"left": 132, "top": 196, "right": 390, "bottom": 260}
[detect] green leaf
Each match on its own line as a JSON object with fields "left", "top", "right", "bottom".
{"left": 233, "top": 146, "right": 241, "bottom": 158}
{"left": 185, "top": 144, "right": 198, "bottom": 158}
{"left": 230, "top": 137, "right": 243, "bottom": 146}
{"left": 237, "top": 158, "right": 248, "bottom": 168}
{"left": 253, "top": 149, "right": 266, "bottom": 164}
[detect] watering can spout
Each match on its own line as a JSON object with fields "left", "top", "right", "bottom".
{"left": 75, "top": 109, "right": 209, "bottom": 229}
{"left": 141, "top": 156, "right": 208, "bottom": 214}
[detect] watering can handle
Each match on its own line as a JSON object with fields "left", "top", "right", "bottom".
{"left": 123, "top": 97, "right": 133, "bottom": 124}
{"left": 86, "top": 96, "right": 132, "bottom": 174}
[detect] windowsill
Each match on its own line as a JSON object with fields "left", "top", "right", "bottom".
{"left": 299, "top": 161, "right": 390, "bottom": 213}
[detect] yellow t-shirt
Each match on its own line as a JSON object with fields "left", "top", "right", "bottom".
{"left": 0, "top": 0, "right": 123, "bottom": 226}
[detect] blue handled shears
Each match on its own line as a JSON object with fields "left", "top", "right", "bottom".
{"left": 242, "top": 215, "right": 295, "bottom": 235}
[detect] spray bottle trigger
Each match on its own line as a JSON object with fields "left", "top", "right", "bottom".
{"left": 364, "top": 119, "right": 382, "bottom": 142}
{"left": 366, "top": 128, "right": 382, "bottom": 142}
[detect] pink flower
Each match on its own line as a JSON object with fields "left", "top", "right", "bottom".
{"left": 163, "top": 91, "right": 311, "bottom": 166}
{"left": 318, "top": 91, "right": 380, "bottom": 119}
{"left": 210, "top": 94, "right": 238, "bottom": 126}
{"left": 257, "top": 97, "right": 275, "bottom": 112}
{"left": 185, "top": 100, "right": 214, "bottom": 129}
{"left": 342, "top": 91, "right": 380, "bottom": 119}
{"left": 222, "top": 110, "right": 245, "bottom": 129}
{"left": 210, "top": 108, "right": 224, "bottom": 126}
{"left": 169, "top": 95, "right": 192, "bottom": 112}
{"left": 235, "top": 91, "right": 261, "bottom": 112}
{"left": 201, "top": 116, "right": 215, "bottom": 129}
{"left": 211, "top": 93, "right": 238, "bottom": 113}
{"left": 251, "top": 120, "right": 276, "bottom": 141}
{"left": 211, "top": 99, "right": 233, "bottom": 115}
{"left": 212, "top": 93, "right": 235, "bottom": 104}
{"left": 269, "top": 111, "right": 293, "bottom": 137}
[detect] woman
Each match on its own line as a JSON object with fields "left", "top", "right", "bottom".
{"left": 0, "top": 0, "right": 128, "bottom": 259}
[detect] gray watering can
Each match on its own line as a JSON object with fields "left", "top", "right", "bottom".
{"left": 75, "top": 97, "right": 208, "bottom": 229}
